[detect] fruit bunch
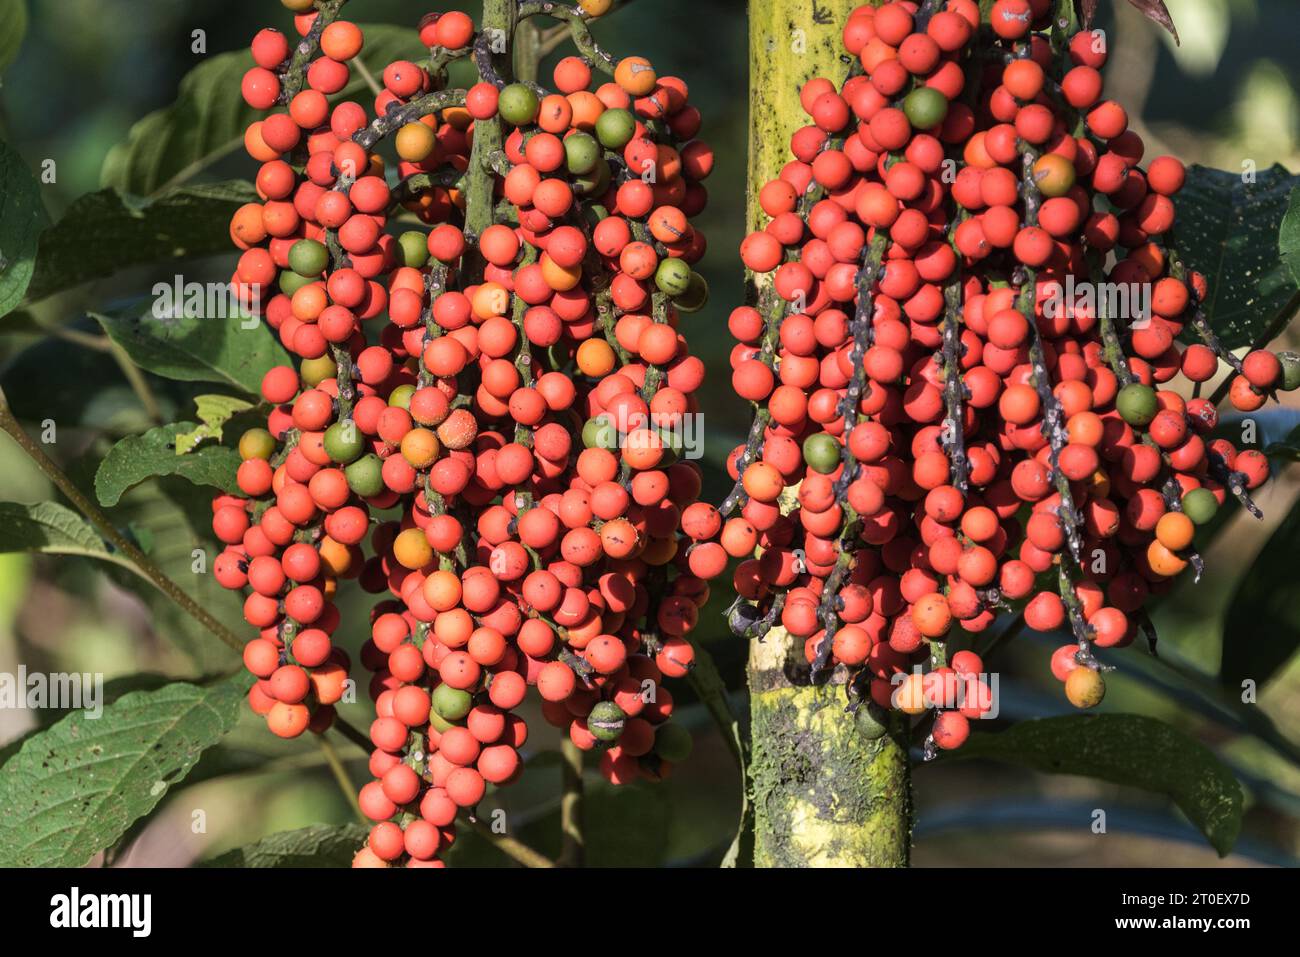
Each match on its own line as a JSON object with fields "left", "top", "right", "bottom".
{"left": 682, "top": 0, "right": 1288, "bottom": 753}
{"left": 213, "top": 0, "right": 711, "bottom": 867}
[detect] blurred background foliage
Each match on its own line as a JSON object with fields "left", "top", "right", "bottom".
{"left": 1, "top": 0, "right": 1299, "bottom": 867}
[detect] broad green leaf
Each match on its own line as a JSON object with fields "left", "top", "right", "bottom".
{"left": 0, "top": 140, "right": 51, "bottom": 319}
{"left": 101, "top": 25, "right": 426, "bottom": 196}
{"left": 0, "top": 674, "right": 248, "bottom": 867}
{"left": 1176, "top": 164, "right": 1300, "bottom": 349}
{"left": 442, "top": 780, "right": 670, "bottom": 868}
{"left": 0, "top": 331, "right": 198, "bottom": 433}
{"left": 201, "top": 824, "right": 367, "bottom": 868}
{"left": 0, "top": 0, "right": 27, "bottom": 74}
{"left": 99, "top": 477, "right": 244, "bottom": 671}
{"left": 1278, "top": 183, "right": 1300, "bottom": 289}
{"left": 581, "top": 781, "right": 672, "bottom": 866}
{"left": 174, "top": 395, "right": 255, "bottom": 454}
{"left": 95, "top": 420, "right": 242, "bottom": 507}
{"left": 0, "top": 501, "right": 138, "bottom": 576}
{"left": 24, "top": 181, "right": 256, "bottom": 304}
{"left": 951, "top": 714, "right": 1243, "bottom": 855}
{"left": 92, "top": 305, "right": 289, "bottom": 395}
{"left": 1220, "top": 495, "right": 1300, "bottom": 692}
{"left": 1264, "top": 424, "right": 1300, "bottom": 462}
{"left": 681, "top": 630, "right": 749, "bottom": 867}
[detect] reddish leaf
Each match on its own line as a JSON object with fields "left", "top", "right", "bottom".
{"left": 1127, "top": 0, "right": 1179, "bottom": 43}
{"left": 1075, "top": 1, "right": 1179, "bottom": 43}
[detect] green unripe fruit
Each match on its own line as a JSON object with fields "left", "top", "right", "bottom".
{"left": 239, "top": 427, "right": 276, "bottom": 461}
{"left": 655, "top": 257, "right": 692, "bottom": 297}
{"left": 432, "top": 683, "right": 473, "bottom": 721}
{"left": 802, "top": 432, "right": 842, "bottom": 474}
{"left": 582, "top": 415, "right": 619, "bottom": 450}
{"left": 300, "top": 354, "right": 337, "bottom": 387}
{"left": 345, "top": 453, "right": 384, "bottom": 497}
{"left": 572, "top": 159, "right": 611, "bottom": 197}
{"left": 854, "top": 703, "right": 889, "bottom": 741}
{"left": 653, "top": 722, "right": 693, "bottom": 763}
{"left": 655, "top": 426, "right": 684, "bottom": 467}
{"left": 1278, "top": 351, "right": 1300, "bottom": 391}
{"left": 427, "top": 709, "right": 455, "bottom": 735}
{"left": 564, "top": 132, "right": 600, "bottom": 175}
{"left": 388, "top": 383, "right": 416, "bottom": 409}
{"left": 498, "top": 83, "right": 539, "bottom": 126}
{"left": 288, "top": 238, "right": 329, "bottom": 277}
{"left": 323, "top": 419, "right": 364, "bottom": 463}
{"left": 1116, "top": 382, "right": 1158, "bottom": 428}
{"left": 398, "top": 230, "right": 430, "bottom": 269}
{"left": 277, "top": 269, "right": 312, "bottom": 296}
{"left": 1181, "top": 487, "right": 1219, "bottom": 526}
{"left": 675, "top": 272, "right": 709, "bottom": 313}
{"left": 902, "top": 87, "right": 948, "bottom": 130}
{"left": 587, "top": 701, "right": 626, "bottom": 742}
{"left": 595, "top": 107, "right": 635, "bottom": 148}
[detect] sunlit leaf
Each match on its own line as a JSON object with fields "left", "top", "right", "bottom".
{"left": 0, "top": 675, "right": 248, "bottom": 867}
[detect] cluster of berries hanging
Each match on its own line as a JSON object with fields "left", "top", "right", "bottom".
{"left": 213, "top": 0, "right": 709, "bottom": 866}
{"left": 681, "top": 0, "right": 1291, "bottom": 754}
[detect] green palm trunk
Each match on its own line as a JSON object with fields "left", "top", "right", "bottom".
{"left": 744, "top": 0, "right": 911, "bottom": 868}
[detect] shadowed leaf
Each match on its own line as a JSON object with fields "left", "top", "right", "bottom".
{"left": 950, "top": 713, "right": 1243, "bottom": 855}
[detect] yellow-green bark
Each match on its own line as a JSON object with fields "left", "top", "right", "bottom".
{"left": 745, "top": 0, "right": 911, "bottom": 868}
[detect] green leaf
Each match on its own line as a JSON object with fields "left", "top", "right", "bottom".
{"left": 99, "top": 477, "right": 244, "bottom": 671}
{"left": 0, "top": 332, "right": 190, "bottom": 433}
{"left": 95, "top": 420, "right": 242, "bottom": 508}
{"left": 951, "top": 714, "right": 1244, "bottom": 856}
{"left": 1176, "top": 164, "right": 1300, "bottom": 349}
{"left": 92, "top": 305, "right": 289, "bottom": 395}
{"left": 0, "top": 501, "right": 106, "bottom": 556}
{"left": 0, "top": 501, "right": 135, "bottom": 573}
{"left": 24, "top": 181, "right": 256, "bottom": 304}
{"left": 0, "top": 674, "right": 248, "bottom": 867}
{"left": 101, "top": 25, "right": 427, "bottom": 197}
{"left": 1278, "top": 183, "right": 1300, "bottom": 289}
{"left": 1220, "top": 495, "right": 1300, "bottom": 692}
{"left": 581, "top": 781, "right": 672, "bottom": 866}
{"left": 174, "top": 394, "right": 255, "bottom": 454}
{"left": 681, "top": 631, "right": 750, "bottom": 867}
{"left": 0, "top": 139, "right": 51, "bottom": 319}
{"left": 200, "top": 824, "right": 368, "bottom": 868}
{"left": 0, "top": 0, "right": 27, "bottom": 75}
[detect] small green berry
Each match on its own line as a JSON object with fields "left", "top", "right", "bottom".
{"left": 432, "top": 684, "right": 472, "bottom": 721}
{"left": 902, "top": 87, "right": 948, "bottom": 129}
{"left": 239, "top": 427, "right": 276, "bottom": 461}
{"left": 1181, "top": 487, "right": 1219, "bottom": 525}
{"left": 299, "top": 354, "right": 337, "bottom": 387}
{"left": 323, "top": 420, "right": 364, "bottom": 463}
{"left": 587, "top": 701, "right": 626, "bottom": 743}
{"left": 1116, "top": 382, "right": 1158, "bottom": 428}
{"left": 288, "top": 238, "right": 329, "bottom": 277}
{"left": 397, "top": 230, "right": 430, "bottom": 269}
{"left": 498, "top": 83, "right": 539, "bottom": 126}
{"left": 802, "top": 433, "right": 842, "bottom": 474}
{"left": 345, "top": 453, "right": 384, "bottom": 497}
{"left": 594, "top": 107, "right": 635, "bottom": 149}
{"left": 654, "top": 257, "right": 692, "bottom": 297}
{"left": 1277, "top": 351, "right": 1300, "bottom": 392}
